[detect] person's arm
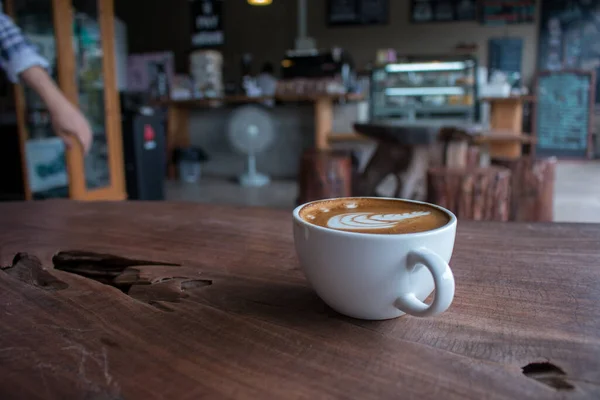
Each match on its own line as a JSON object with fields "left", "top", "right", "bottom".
{"left": 0, "top": 12, "right": 91, "bottom": 152}
{"left": 21, "top": 67, "right": 92, "bottom": 152}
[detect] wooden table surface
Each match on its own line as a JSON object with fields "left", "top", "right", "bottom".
{"left": 0, "top": 201, "right": 599, "bottom": 400}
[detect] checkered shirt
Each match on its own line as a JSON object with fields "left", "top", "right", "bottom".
{"left": 0, "top": 3, "right": 49, "bottom": 83}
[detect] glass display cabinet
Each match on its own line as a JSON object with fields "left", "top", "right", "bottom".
{"left": 1, "top": 0, "right": 124, "bottom": 200}
{"left": 370, "top": 56, "right": 478, "bottom": 122}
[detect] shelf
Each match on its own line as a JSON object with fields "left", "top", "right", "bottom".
{"left": 159, "top": 93, "right": 365, "bottom": 109}
{"left": 472, "top": 133, "right": 536, "bottom": 144}
{"left": 385, "top": 86, "right": 470, "bottom": 96}
{"left": 382, "top": 84, "right": 474, "bottom": 89}
{"left": 375, "top": 105, "right": 475, "bottom": 114}
{"left": 480, "top": 96, "right": 536, "bottom": 103}
{"left": 328, "top": 132, "right": 371, "bottom": 142}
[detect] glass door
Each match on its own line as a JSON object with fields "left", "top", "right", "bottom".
{"left": 9, "top": 0, "right": 125, "bottom": 200}
{"left": 73, "top": 0, "right": 110, "bottom": 190}
{"left": 70, "top": 0, "right": 125, "bottom": 199}
{"left": 10, "top": 0, "right": 70, "bottom": 200}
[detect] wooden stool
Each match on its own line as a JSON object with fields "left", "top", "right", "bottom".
{"left": 297, "top": 149, "right": 352, "bottom": 204}
{"left": 427, "top": 166, "right": 511, "bottom": 221}
{"left": 493, "top": 157, "right": 556, "bottom": 222}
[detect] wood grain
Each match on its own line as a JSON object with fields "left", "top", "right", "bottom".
{"left": 428, "top": 167, "right": 511, "bottom": 221}
{"left": 297, "top": 149, "right": 352, "bottom": 204}
{"left": 493, "top": 157, "right": 557, "bottom": 222}
{"left": 94, "top": 0, "right": 127, "bottom": 201}
{"left": 314, "top": 97, "right": 333, "bottom": 150}
{"left": 0, "top": 201, "right": 599, "bottom": 399}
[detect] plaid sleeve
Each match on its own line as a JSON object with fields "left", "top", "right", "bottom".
{"left": 0, "top": 12, "right": 49, "bottom": 83}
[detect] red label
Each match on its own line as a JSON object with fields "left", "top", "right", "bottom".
{"left": 143, "top": 125, "right": 155, "bottom": 142}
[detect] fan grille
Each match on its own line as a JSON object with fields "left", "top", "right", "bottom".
{"left": 227, "top": 105, "right": 275, "bottom": 154}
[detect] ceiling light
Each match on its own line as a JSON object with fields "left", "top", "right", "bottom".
{"left": 248, "top": 0, "right": 272, "bottom": 5}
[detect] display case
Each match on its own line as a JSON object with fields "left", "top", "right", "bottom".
{"left": 370, "top": 56, "right": 478, "bottom": 122}
{"left": 0, "top": 0, "right": 125, "bottom": 201}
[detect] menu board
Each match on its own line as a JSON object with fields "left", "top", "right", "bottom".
{"left": 327, "top": 0, "right": 388, "bottom": 25}
{"left": 535, "top": 71, "right": 594, "bottom": 158}
{"left": 488, "top": 38, "right": 523, "bottom": 78}
{"left": 481, "top": 0, "right": 536, "bottom": 25}
{"left": 411, "top": 0, "right": 477, "bottom": 23}
{"left": 327, "top": 0, "right": 389, "bottom": 26}
{"left": 538, "top": 0, "right": 600, "bottom": 103}
{"left": 190, "top": 0, "right": 224, "bottom": 48}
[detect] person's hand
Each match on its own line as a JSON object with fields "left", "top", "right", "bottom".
{"left": 20, "top": 66, "right": 92, "bottom": 153}
{"left": 49, "top": 98, "right": 93, "bottom": 153}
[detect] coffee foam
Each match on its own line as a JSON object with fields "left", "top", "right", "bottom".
{"left": 327, "top": 211, "right": 431, "bottom": 230}
{"left": 299, "top": 198, "right": 449, "bottom": 234}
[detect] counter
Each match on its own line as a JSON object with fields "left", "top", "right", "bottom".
{"left": 161, "top": 94, "right": 366, "bottom": 178}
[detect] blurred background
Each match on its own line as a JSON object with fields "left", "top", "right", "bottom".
{"left": 0, "top": 0, "right": 598, "bottom": 224}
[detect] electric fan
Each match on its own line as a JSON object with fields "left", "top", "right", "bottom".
{"left": 227, "top": 105, "right": 275, "bottom": 187}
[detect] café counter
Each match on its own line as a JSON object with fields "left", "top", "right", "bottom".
{"left": 159, "top": 94, "right": 366, "bottom": 178}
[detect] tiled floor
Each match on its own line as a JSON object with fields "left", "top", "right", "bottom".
{"left": 166, "top": 178, "right": 298, "bottom": 210}
{"left": 166, "top": 161, "right": 600, "bottom": 223}
{"left": 553, "top": 161, "right": 600, "bottom": 223}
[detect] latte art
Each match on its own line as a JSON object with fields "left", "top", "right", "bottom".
{"left": 327, "top": 211, "right": 431, "bottom": 230}
{"left": 298, "top": 198, "right": 450, "bottom": 234}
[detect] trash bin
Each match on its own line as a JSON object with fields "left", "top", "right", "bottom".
{"left": 174, "top": 147, "right": 208, "bottom": 184}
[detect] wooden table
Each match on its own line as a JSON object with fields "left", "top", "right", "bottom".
{"left": 353, "top": 120, "right": 490, "bottom": 199}
{"left": 1, "top": 202, "right": 599, "bottom": 399}
{"left": 354, "top": 121, "right": 443, "bottom": 199}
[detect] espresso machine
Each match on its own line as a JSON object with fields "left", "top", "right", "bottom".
{"left": 279, "top": 48, "right": 356, "bottom": 95}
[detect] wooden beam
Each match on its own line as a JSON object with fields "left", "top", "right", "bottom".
{"left": 314, "top": 97, "right": 332, "bottom": 150}
{"left": 328, "top": 133, "right": 371, "bottom": 143}
{"left": 97, "top": 0, "right": 126, "bottom": 200}
{"left": 52, "top": 0, "right": 86, "bottom": 199}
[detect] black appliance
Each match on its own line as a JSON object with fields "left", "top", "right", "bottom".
{"left": 121, "top": 107, "right": 166, "bottom": 200}
{"left": 281, "top": 49, "right": 354, "bottom": 84}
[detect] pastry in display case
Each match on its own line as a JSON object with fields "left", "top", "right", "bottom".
{"left": 370, "top": 56, "right": 478, "bottom": 122}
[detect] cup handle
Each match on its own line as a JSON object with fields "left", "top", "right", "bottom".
{"left": 395, "top": 248, "right": 455, "bottom": 317}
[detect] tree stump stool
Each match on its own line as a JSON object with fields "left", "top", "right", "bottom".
{"left": 427, "top": 166, "right": 511, "bottom": 221}
{"left": 297, "top": 149, "right": 352, "bottom": 204}
{"left": 493, "top": 157, "right": 556, "bottom": 222}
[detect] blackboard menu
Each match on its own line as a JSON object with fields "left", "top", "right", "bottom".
{"left": 535, "top": 72, "right": 594, "bottom": 158}
{"left": 538, "top": 0, "right": 600, "bottom": 103}
{"left": 190, "top": 0, "right": 224, "bottom": 48}
{"left": 481, "top": 0, "right": 536, "bottom": 25}
{"left": 488, "top": 37, "right": 523, "bottom": 78}
{"left": 327, "top": 0, "right": 389, "bottom": 26}
{"left": 411, "top": 0, "right": 477, "bottom": 23}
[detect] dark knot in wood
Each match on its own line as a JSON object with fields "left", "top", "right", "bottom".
{"left": 522, "top": 362, "right": 575, "bottom": 391}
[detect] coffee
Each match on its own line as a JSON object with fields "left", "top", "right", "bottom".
{"left": 299, "top": 198, "right": 450, "bottom": 234}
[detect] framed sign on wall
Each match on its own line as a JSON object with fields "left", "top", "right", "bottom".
{"left": 534, "top": 70, "right": 595, "bottom": 159}
{"left": 410, "top": 0, "right": 477, "bottom": 23}
{"left": 480, "top": 0, "right": 536, "bottom": 25}
{"left": 538, "top": 0, "right": 600, "bottom": 103}
{"left": 327, "top": 0, "right": 389, "bottom": 26}
{"left": 190, "top": 0, "right": 224, "bottom": 48}
{"left": 488, "top": 37, "right": 523, "bottom": 78}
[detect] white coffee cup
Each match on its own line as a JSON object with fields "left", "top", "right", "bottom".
{"left": 293, "top": 197, "right": 456, "bottom": 320}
